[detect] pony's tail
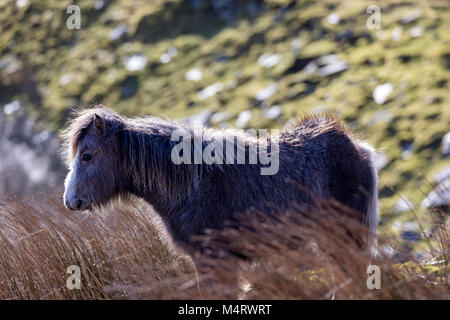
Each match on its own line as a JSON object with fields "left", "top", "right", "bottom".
{"left": 358, "top": 141, "right": 379, "bottom": 257}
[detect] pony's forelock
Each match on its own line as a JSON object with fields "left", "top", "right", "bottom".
{"left": 61, "top": 105, "right": 120, "bottom": 167}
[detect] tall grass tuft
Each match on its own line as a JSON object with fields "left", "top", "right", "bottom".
{"left": 0, "top": 195, "right": 448, "bottom": 299}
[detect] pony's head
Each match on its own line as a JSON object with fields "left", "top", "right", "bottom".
{"left": 62, "top": 106, "right": 123, "bottom": 211}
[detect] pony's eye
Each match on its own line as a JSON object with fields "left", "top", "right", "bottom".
{"left": 82, "top": 153, "right": 93, "bottom": 162}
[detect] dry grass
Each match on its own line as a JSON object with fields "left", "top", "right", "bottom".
{"left": 190, "top": 201, "right": 449, "bottom": 299}
{"left": 0, "top": 195, "right": 448, "bottom": 300}
{"left": 0, "top": 196, "right": 194, "bottom": 299}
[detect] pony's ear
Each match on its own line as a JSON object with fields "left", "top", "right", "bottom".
{"left": 93, "top": 113, "right": 106, "bottom": 134}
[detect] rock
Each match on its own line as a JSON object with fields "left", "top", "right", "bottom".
{"left": 403, "top": 221, "right": 420, "bottom": 232}
{"left": 0, "top": 55, "right": 21, "bottom": 74}
{"left": 290, "top": 38, "right": 302, "bottom": 55}
{"left": 317, "top": 54, "right": 348, "bottom": 77}
{"left": 395, "top": 197, "right": 413, "bottom": 213}
{"left": 303, "top": 61, "right": 318, "bottom": 75}
{"left": 391, "top": 220, "right": 402, "bottom": 232}
{"left": 59, "top": 73, "right": 72, "bottom": 86}
{"left": 210, "top": 112, "right": 230, "bottom": 124}
{"left": 409, "top": 26, "right": 423, "bottom": 37}
{"left": 318, "top": 60, "right": 348, "bottom": 76}
{"left": 109, "top": 24, "right": 128, "bottom": 41}
{"left": 123, "top": 43, "right": 133, "bottom": 52}
{"left": 376, "top": 30, "right": 387, "bottom": 40}
{"left": 425, "top": 94, "right": 439, "bottom": 105}
{"left": 198, "top": 82, "right": 223, "bottom": 100}
{"left": 185, "top": 68, "right": 202, "bottom": 81}
{"left": 401, "top": 221, "right": 421, "bottom": 242}
{"left": 433, "top": 165, "right": 450, "bottom": 184}
{"left": 373, "top": 83, "right": 393, "bottom": 104}
{"left": 227, "top": 79, "right": 238, "bottom": 89}
{"left": 257, "top": 53, "right": 282, "bottom": 68}
{"left": 167, "top": 47, "right": 177, "bottom": 57}
{"left": 317, "top": 54, "right": 340, "bottom": 65}
{"left": 94, "top": 0, "right": 105, "bottom": 10}
{"left": 421, "top": 179, "right": 450, "bottom": 209}
{"left": 391, "top": 27, "right": 403, "bottom": 41}
{"left": 160, "top": 47, "right": 177, "bottom": 64}
{"left": 402, "top": 142, "right": 414, "bottom": 159}
{"left": 401, "top": 11, "right": 422, "bottom": 24}
{"left": 262, "top": 105, "right": 282, "bottom": 120}
{"left": 123, "top": 54, "right": 147, "bottom": 72}
{"left": 235, "top": 110, "right": 252, "bottom": 128}
{"left": 160, "top": 53, "right": 171, "bottom": 64}
{"left": 16, "top": 0, "right": 27, "bottom": 7}
{"left": 255, "top": 84, "right": 278, "bottom": 101}
{"left": 327, "top": 12, "right": 340, "bottom": 25}
{"left": 379, "top": 245, "right": 403, "bottom": 261}
{"left": 3, "top": 101, "right": 21, "bottom": 115}
{"left": 378, "top": 30, "right": 389, "bottom": 40}
{"left": 285, "top": 56, "right": 316, "bottom": 74}
{"left": 442, "top": 132, "right": 450, "bottom": 157}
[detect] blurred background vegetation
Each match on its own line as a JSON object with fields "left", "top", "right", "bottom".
{"left": 0, "top": 0, "right": 449, "bottom": 253}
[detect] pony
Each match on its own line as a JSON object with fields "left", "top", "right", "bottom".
{"left": 62, "top": 105, "right": 378, "bottom": 263}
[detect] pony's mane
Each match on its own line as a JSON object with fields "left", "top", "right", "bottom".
{"left": 61, "top": 105, "right": 261, "bottom": 200}
{"left": 61, "top": 106, "right": 357, "bottom": 205}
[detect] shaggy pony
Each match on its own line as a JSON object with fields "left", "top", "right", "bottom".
{"left": 62, "top": 105, "right": 378, "bottom": 260}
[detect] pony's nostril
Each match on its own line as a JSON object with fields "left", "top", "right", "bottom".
{"left": 76, "top": 200, "right": 83, "bottom": 210}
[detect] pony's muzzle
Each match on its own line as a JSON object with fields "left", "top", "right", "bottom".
{"left": 64, "top": 197, "right": 85, "bottom": 211}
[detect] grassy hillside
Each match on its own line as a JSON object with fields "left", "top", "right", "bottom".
{"left": 1, "top": 0, "right": 449, "bottom": 240}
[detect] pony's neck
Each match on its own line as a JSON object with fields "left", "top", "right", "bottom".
{"left": 119, "top": 121, "right": 200, "bottom": 213}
